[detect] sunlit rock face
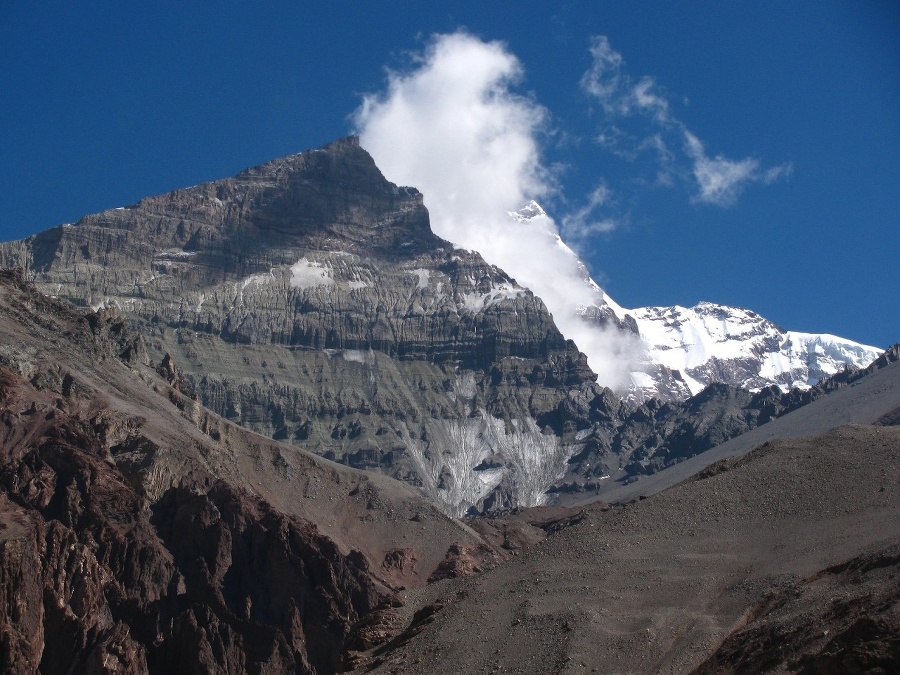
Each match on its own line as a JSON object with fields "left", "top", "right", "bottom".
{"left": 0, "top": 137, "right": 604, "bottom": 515}
{"left": 3, "top": 137, "right": 881, "bottom": 513}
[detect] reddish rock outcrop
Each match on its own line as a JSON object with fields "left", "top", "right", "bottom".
{"left": 0, "top": 270, "right": 489, "bottom": 674}
{"left": 0, "top": 366, "right": 386, "bottom": 674}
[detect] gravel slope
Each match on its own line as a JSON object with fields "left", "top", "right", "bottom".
{"left": 353, "top": 423, "right": 900, "bottom": 674}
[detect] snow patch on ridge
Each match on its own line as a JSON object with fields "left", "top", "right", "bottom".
{"left": 290, "top": 258, "right": 334, "bottom": 289}
{"left": 340, "top": 349, "right": 375, "bottom": 365}
{"left": 459, "top": 281, "right": 525, "bottom": 313}
{"left": 411, "top": 268, "right": 431, "bottom": 289}
{"left": 232, "top": 272, "right": 275, "bottom": 306}
{"left": 154, "top": 249, "right": 198, "bottom": 259}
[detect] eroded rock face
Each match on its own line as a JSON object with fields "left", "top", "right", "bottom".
{"left": 0, "top": 138, "right": 602, "bottom": 515}
{"left": 3, "top": 138, "right": 891, "bottom": 512}
{"left": 0, "top": 269, "right": 505, "bottom": 674}
{"left": 0, "top": 364, "right": 384, "bottom": 675}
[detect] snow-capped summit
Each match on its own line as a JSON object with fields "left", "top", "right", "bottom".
{"left": 506, "top": 201, "right": 883, "bottom": 402}
{"left": 507, "top": 200, "right": 547, "bottom": 222}
{"left": 621, "top": 301, "right": 882, "bottom": 398}
{"left": 506, "top": 200, "right": 611, "bottom": 311}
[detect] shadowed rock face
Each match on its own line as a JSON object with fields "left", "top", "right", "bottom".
{"left": 691, "top": 544, "right": 900, "bottom": 674}
{"left": 346, "top": 424, "right": 900, "bottom": 675}
{"left": 0, "top": 358, "right": 381, "bottom": 675}
{"left": 0, "top": 138, "right": 602, "bottom": 515}
{"left": 0, "top": 269, "right": 514, "bottom": 674}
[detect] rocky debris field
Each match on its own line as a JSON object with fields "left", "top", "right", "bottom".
{"left": 350, "top": 423, "right": 900, "bottom": 674}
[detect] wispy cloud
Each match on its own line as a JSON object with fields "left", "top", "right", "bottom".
{"left": 580, "top": 37, "right": 671, "bottom": 124}
{"left": 353, "top": 31, "right": 640, "bottom": 389}
{"left": 632, "top": 77, "right": 670, "bottom": 122}
{"left": 683, "top": 130, "right": 792, "bottom": 206}
{"left": 580, "top": 36, "right": 626, "bottom": 109}
{"left": 561, "top": 180, "right": 620, "bottom": 247}
{"left": 580, "top": 35, "right": 790, "bottom": 207}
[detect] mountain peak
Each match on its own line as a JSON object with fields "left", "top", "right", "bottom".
{"left": 13, "top": 140, "right": 443, "bottom": 279}
{"left": 508, "top": 200, "right": 547, "bottom": 222}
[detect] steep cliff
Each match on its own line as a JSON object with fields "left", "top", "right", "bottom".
{"left": 0, "top": 138, "right": 602, "bottom": 515}
{"left": 0, "top": 269, "right": 506, "bottom": 673}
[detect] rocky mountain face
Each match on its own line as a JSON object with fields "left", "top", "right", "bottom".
{"left": 0, "top": 138, "right": 606, "bottom": 517}
{"left": 545, "top": 342, "right": 900, "bottom": 497}
{"left": 1, "top": 137, "right": 897, "bottom": 674}
{"left": 1, "top": 138, "right": 891, "bottom": 514}
{"left": 5, "top": 265, "right": 892, "bottom": 674}
{"left": 0, "top": 268, "right": 546, "bottom": 673}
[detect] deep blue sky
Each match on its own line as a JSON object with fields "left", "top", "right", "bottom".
{"left": 2, "top": 2, "right": 898, "bottom": 348}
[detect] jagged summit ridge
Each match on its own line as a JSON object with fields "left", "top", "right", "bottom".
{"left": 508, "top": 200, "right": 882, "bottom": 401}
{"left": 507, "top": 200, "right": 547, "bottom": 222}
{"left": 624, "top": 301, "right": 882, "bottom": 396}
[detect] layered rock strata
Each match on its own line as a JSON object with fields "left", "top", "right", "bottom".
{"left": 0, "top": 139, "right": 601, "bottom": 515}
{"left": 3, "top": 138, "right": 892, "bottom": 512}
{"left": 0, "top": 269, "right": 499, "bottom": 673}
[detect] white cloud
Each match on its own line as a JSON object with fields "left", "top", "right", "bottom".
{"left": 353, "top": 32, "right": 549, "bottom": 244}
{"left": 580, "top": 35, "right": 789, "bottom": 208}
{"left": 580, "top": 38, "right": 670, "bottom": 123}
{"left": 353, "top": 31, "right": 640, "bottom": 390}
{"left": 562, "top": 181, "right": 620, "bottom": 246}
{"left": 632, "top": 76, "right": 669, "bottom": 122}
{"left": 683, "top": 130, "right": 792, "bottom": 206}
{"left": 580, "top": 36, "right": 626, "bottom": 108}
{"left": 763, "top": 163, "right": 794, "bottom": 183}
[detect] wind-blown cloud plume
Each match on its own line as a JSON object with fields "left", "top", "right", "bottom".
{"left": 353, "top": 32, "right": 640, "bottom": 389}
{"left": 580, "top": 35, "right": 790, "bottom": 206}
{"left": 353, "top": 32, "right": 549, "bottom": 252}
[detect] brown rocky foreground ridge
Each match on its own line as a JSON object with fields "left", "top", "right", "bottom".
{"left": 350, "top": 423, "right": 900, "bottom": 674}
